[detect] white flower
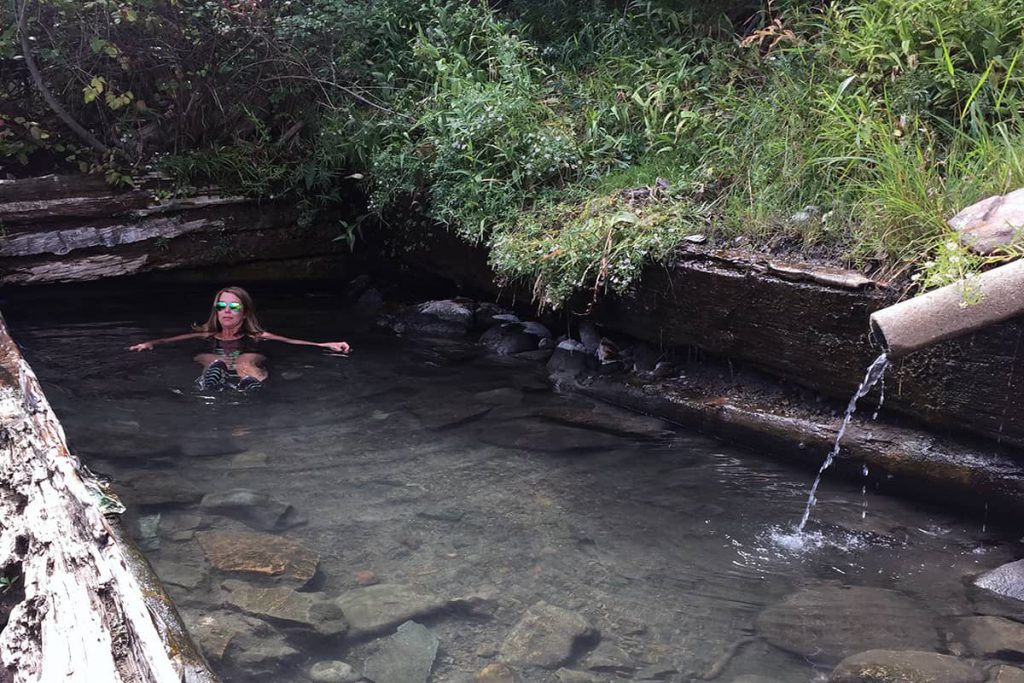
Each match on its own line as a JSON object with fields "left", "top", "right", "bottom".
{"left": 945, "top": 241, "right": 958, "bottom": 251}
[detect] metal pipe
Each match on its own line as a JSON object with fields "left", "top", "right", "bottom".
{"left": 869, "top": 259, "right": 1024, "bottom": 359}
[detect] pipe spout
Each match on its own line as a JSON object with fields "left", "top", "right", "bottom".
{"left": 869, "top": 258, "right": 1024, "bottom": 359}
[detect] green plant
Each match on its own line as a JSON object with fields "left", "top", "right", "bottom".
{"left": 0, "top": 575, "right": 18, "bottom": 595}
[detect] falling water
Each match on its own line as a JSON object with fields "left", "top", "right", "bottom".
{"left": 797, "top": 353, "right": 890, "bottom": 531}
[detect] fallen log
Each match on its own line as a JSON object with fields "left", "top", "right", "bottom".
{"left": 0, "top": 313, "right": 218, "bottom": 683}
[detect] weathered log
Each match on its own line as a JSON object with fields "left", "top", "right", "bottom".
{"left": 0, "top": 313, "right": 219, "bottom": 683}
{"left": 0, "top": 174, "right": 112, "bottom": 203}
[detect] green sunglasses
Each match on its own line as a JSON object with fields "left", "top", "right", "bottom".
{"left": 216, "top": 301, "right": 243, "bottom": 312}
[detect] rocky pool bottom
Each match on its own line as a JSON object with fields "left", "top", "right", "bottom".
{"left": 6, "top": 282, "right": 1024, "bottom": 683}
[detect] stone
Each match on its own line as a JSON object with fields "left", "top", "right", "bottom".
{"left": 756, "top": 584, "right": 939, "bottom": 664}
{"left": 397, "top": 299, "right": 475, "bottom": 337}
{"left": 335, "top": 583, "right": 448, "bottom": 639}
{"left": 520, "top": 321, "right": 553, "bottom": 340}
{"left": 513, "top": 349, "right": 554, "bottom": 363}
{"left": 188, "top": 609, "right": 270, "bottom": 663}
{"left": 949, "top": 187, "right": 1024, "bottom": 254}
{"left": 200, "top": 489, "right": 306, "bottom": 531}
{"left": 123, "top": 472, "right": 203, "bottom": 506}
{"left": 475, "top": 662, "right": 520, "bottom": 683}
{"left": 991, "top": 666, "right": 1024, "bottom": 683}
{"left": 581, "top": 640, "right": 634, "bottom": 673}
{"left": 578, "top": 321, "right": 601, "bottom": 354}
{"left": 220, "top": 580, "right": 347, "bottom": 636}
{"left": 555, "top": 669, "right": 603, "bottom": 683}
{"left": 152, "top": 558, "right": 206, "bottom": 590}
{"left": 229, "top": 631, "right": 302, "bottom": 679}
{"left": 412, "top": 403, "right": 492, "bottom": 430}
{"left": 309, "top": 660, "right": 361, "bottom": 683}
{"left": 363, "top": 621, "right": 439, "bottom": 683}
{"left": 354, "top": 570, "right": 379, "bottom": 586}
{"left": 975, "top": 559, "right": 1024, "bottom": 602}
{"left": 474, "top": 302, "right": 510, "bottom": 330}
{"left": 547, "top": 342, "right": 592, "bottom": 380}
{"left": 500, "top": 601, "right": 597, "bottom": 669}
{"left": 196, "top": 531, "right": 319, "bottom": 585}
{"left": 633, "top": 663, "right": 676, "bottom": 680}
{"left": 480, "top": 324, "right": 540, "bottom": 355}
{"left": 828, "top": 649, "right": 986, "bottom": 683}
{"left": 952, "top": 615, "right": 1024, "bottom": 660}
{"left": 731, "top": 677, "right": 787, "bottom": 683}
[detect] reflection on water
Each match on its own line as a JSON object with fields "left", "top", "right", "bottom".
{"left": 7, "top": 285, "right": 1021, "bottom": 683}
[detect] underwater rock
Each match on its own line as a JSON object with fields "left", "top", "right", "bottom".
{"left": 581, "top": 640, "right": 635, "bottom": 673}
{"left": 950, "top": 615, "right": 1024, "bottom": 660}
{"left": 221, "top": 579, "right": 348, "bottom": 637}
{"left": 975, "top": 559, "right": 1024, "bottom": 602}
{"left": 756, "top": 584, "right": 939, "bottom": 664}
{"left": 991, "top": 665, "right": 1024, "bottom": 683}
{"left": 828, "top": 649, "right": 986, "bottom": 683}
{"left": 196, "top": 530, "right": 319, "bottom": 586}
{"left": 500, "top": 601, "right": 597, "bottom": 669}
{"left": 123, "top": 471, "right": 203, "bottom": 506}
{"left": 200, "top": 488, "right": 306, "bottom": 531}
{"left": 188, "top": 609, "right": 273, "bottom": 663}
{"left": 480, "top": 323, "right": 541, "bottom": 355}
{"left": 363, "top": 620, "right": 439, "bottom": 683}
{"left": 228, "top": 629, "right": 302, "bottom": 680}
{"left": 475, "top": 662, "right": 521, "bottom": 682}
{"left": 554, "top": 669, "right": 603, "bottom": 683}
{"left": 309, "top": 660, "right": 361, "bottom": 683}
{"left": 335, "top": 583, "right": 448, "bottom": 639}
{"left": 513, "top": 349, "right": 554, "bottom": 363}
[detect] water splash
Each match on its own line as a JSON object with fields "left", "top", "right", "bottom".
{"left": 797, "top": 353, "right": 890, "bottom": 532}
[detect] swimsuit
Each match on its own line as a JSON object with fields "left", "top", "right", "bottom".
{"left": 210, "top": 334, "right": 259, "bottom": 370}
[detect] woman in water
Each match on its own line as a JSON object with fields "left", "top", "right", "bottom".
{"left": 128, "top": 286, "right": 350, "bottom": 393}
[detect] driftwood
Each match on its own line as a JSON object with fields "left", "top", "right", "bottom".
{"left": 0, "top": 313, "right": 218, "bottom": 683}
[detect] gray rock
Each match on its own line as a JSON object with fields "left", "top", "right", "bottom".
{"left": 364, "top": 621, "right": 439, "bottom": 683}
{"left": 828, "top": 649, "right": 986, "bottom": 683}
{"left": 230, "top": 632, "right": 302, "bottom": 679}
{"left": 756, "top": 584, "right": 939, "bottom": 664}
{"left": 200, "top": 488, "right": 306, "bottom": 531}
{"left": 480, "top": 324, "right": 540, "bottom": 355}
{"left": 991, "top": 665, "right": 1024, "bottom": 683}
{"left": 949, "top": 188, "right": 1024, "bottom": 254}
{"left": 492, "top": 313, "right": 520, "bottom": 324}
{"left": 578, "top": 321, "right": 601, "bottom": 354}
{"left": 555, "top": 669, "right": 603, "bottom": 683}
{"left": 951, "top": 615, "right": 1024, "bottom": 659}
{"left": 633, "top": 663, "right": 676, "bottom": 680}
{"left": 975, "top": 559, "right": 1024, "bottom": 601}
{"left": 188, "top": 609, "right": 267, "bottom": 663}
{"left": 582, "top": 640, "right": 634, "bottom": 673}
{"left": 221, "top": 580, "right": 348, "bottom": 637}
{"left": 124, "top": 472, "right": 202, "bottom": 506}
{"left": 547, "top": 343, "right": 591, "bottom": 380}
{"left": 135, "top": 513, "right": 161, "bottom": 551}
{"left": 474, "top": 302, "right": 510, "bottom": 330}
{"left": 513, "top": 349, "right": 554, "bottom": 363}
{"left": 335, "top": 584, "right": 448, "bottom": 639}
{"left": 397, "top": 300, "right": 475, "bottom": 337}
{"left": 521, "top": 321, "right": 553, "bottom": 339}
{"left": 500, "top": 601, "right": 597, "bottom": 669}
{"left": 309, "top": 660, "right": 361, "bottom": 683}
{"left": 730, "top": 677, "right": 787, "bottom": 683}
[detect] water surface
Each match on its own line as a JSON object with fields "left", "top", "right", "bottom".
{"left": 7, "top": 283, "right": 1019, "bottom": 682}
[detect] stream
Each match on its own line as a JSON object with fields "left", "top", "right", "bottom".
{"left": 5, "top": 282, "right": 1023, "bottom": 683}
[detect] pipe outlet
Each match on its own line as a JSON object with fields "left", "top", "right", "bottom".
{"left": 870, "top": 258, "right": 1024, "bottom": 359}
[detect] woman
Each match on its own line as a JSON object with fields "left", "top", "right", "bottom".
{"left": 129, "top": 286, "right": 350, "bottom": 393}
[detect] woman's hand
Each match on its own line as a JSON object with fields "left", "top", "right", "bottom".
{"left": 128, "top": 342, "right": 154, "bottom": 351}
{"left": 321, "top": 341, "right": 351, "bottom": 353}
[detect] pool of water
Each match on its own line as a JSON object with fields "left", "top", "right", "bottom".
{"left": 6, "top": 283, "right": 1022, "bottom": 683}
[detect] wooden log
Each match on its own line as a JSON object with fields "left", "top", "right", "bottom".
{"left": 0, "top": 313, "right": 219, "bottom": 683}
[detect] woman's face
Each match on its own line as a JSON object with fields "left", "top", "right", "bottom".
{"left": 216, "top": 291, "right": 244, "bottom": 331}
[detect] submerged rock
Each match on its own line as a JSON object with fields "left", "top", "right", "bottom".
{"left": 828, "top": 649, "right": 986, "bottom": 683}
{"left": 500, "top": 601, "right": 597, "bottom": 669}
{"left": 950, "top": 615, "right": 1024, "bottom": 660}
{"left": 220, "top": 579, "right": 348, "bottom": 636}
{"left": 480, "top": 323, "right": 541, "bottom": 355}
{"left": 475, "top": 662, "right": 520, "bottom": 682}
{"left": 335, "top": 583, "right": 448, "bottom": 639}
{"left": 309, "top": 660, "right": 361, "bottom": 683}
{"left": 196, "top": 531, "right": 319, "bottom": 586}
{"left": 363, "top": 620, "right": 439, "bottom": 683}
{"left": 200, "top": 488, "right": 306, "bottom": 531}
{"left": 756, "top": 584, "right": 939, "bottom": 664}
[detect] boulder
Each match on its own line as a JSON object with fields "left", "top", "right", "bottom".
{"left": 363, "top": 621, "right": 439, "bottom": 683}
{"left": 396, "top": 299, "right": 475, "bottom": 337}
{"left": 975, "top": 559, "right": 1024, "bottom": 602}
{"left": 480, "top": 324, "right": 540, "bottom": 355}
{"left": 951, "top": 615, "right": 1024, "bottom": 660}
{"left": 949, "top": 188, "right": 1024, "bottom": 254}
{"left": 756, "top": 584, "right": 939, "bottom": 664}
{"left": 547, "top": 340, "right": 592, "bottom": 379}
{"left": 500, "top": 601, "right": 597, "bottom": 669}
{"left": 196, "top": 531, "right": 319, "bottom": 586}
{"left": 220, "top": 580, "right": 348, "bottom": 636}
{"left": 335, "top": 583, "right": 448, "bottom": 639}
{"left": 828, "top": 649, "right": 986, "bottom": 683}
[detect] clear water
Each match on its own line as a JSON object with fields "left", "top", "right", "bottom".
{"left": 6, "top": 284, "right": 1021, "bottom": 683}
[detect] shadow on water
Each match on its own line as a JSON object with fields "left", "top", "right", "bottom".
{"left": 6, "top": 281, "right": 1023, "bottom": 683}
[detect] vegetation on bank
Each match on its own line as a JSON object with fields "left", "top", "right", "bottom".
{"left": 3, "top": 0, "right": 1024, "bottom": 305}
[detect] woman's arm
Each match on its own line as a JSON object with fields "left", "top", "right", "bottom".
{"left": 259, "top": 331, "right": 351, "bottom": 354}
{"left": 128, "top": 332, "right": 209, "bottom": 351}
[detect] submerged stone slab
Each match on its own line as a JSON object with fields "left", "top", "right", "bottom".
{"left": 196, "top": 530, "right": 319, "bottom": 585}
{"left": 221, "top": 580, "right": 347, "bottom": 636}
{"left": 828, "top": 649, "right": 986, "bottom": 683}
{"left": 500, "top": 601, "right": 597, "bottom": 669}
{"left": 309, "top": 660, "right": 361, "bottom": 683}
{"left": 200, "top": 488, "right": 306, "bottom": 531}
{"left": 756, "top": 584, "right": 939, "bottom": 664}
{"left": 363, "top": 621, "right": 439, "bottom": 683}
{"left": 335, "top": 583, "right": 448, "bottom": 639}
{"left": 975, "top": 559, "right": 1024, "bottom": 602}
{"left": 952, "top": 615, "right": 1024, "bottom": 660}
